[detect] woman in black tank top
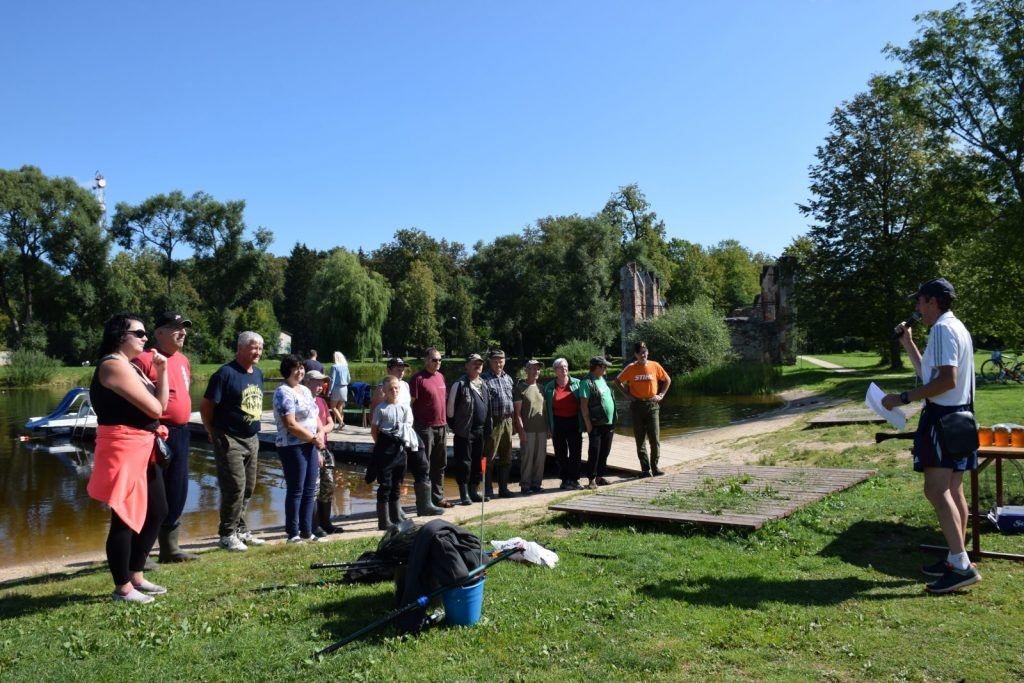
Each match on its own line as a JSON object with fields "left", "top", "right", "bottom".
{"left": 85, "top": 313, "right": 170, "bottom": 604}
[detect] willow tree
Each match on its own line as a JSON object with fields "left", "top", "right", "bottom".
{"left": 308, "top": 248, "right": 391, "bottom": 360}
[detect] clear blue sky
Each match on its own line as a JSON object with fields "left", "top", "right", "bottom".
{"left": 3, "top": 1, "right": 940, "bottom": 259}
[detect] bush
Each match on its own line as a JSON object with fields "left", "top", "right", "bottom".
{"left": 1, "top": 349, "right": 62, "bottom": 387}
{"left": 629, "top": 298, "right": 734, "bottom": 375}
{"left": 551, "top": 339, "right": 604, "bottom": 372}
{"left": 684, "top": 360, "right": 781, "bottom": 395}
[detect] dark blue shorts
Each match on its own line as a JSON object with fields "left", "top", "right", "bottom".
{"left": 913, "top": 403, "right": 978, "bottom": 473}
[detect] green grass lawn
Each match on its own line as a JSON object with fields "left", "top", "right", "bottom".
{"left": 3, "top": 357, "right": 1023, "bottom": 681}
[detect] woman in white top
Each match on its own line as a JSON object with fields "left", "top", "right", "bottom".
{"left": 273, "top": 354, "right": 328, "bottom": 543}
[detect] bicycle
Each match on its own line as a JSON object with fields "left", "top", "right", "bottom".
{"left": 981, "top": 349, "right": 1024, "bottom": 383}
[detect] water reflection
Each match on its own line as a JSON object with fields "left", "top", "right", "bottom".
{"left": 0, "top": 386, "right": 781, "bottom": 570}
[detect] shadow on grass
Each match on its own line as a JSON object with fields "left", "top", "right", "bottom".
{"left": 643, "top": 574, "right": 915, "bottom": 608}
{"left": 0, "top": 590, "right": 108, "bottom": 618}
{"left": 817, "top": 519, "right": 939, "bottom": 578}
{"left": 315, "top": 589, "right": 412, "bottom": 649}
{"left": 0, "top": 562, "right": 108, "bottom": 591}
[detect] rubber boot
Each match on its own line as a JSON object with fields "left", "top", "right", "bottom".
{"left": 415, "top": 481, "right": 444, "bottom": 516}
{"left": 389, "top": 498, "right": 408, "bottom": 524}
{"left": 318, "top": 501, "right": 342, "bottom": 534}
{"left": 468, "top": 478, "right": 483, "bottom": 503}
{"left": 498, "top": 465, "right": 516, "bottom": 498}
{"left": 458, "top": 483, "right": 472, "bottom": 506}
{"left": 376, "top": 502, "right": 392, "bottom": 531}
{"left": 158, "top": 526, "right": 199, "bottom": 563}
{"left": 483, "top": 469, "right": 494, "bottom": 501}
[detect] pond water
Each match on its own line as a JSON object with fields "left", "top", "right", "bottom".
{"left": 0, "top": 386, "right": 781, "bottom": 570}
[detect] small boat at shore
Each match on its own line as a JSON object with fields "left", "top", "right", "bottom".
{"left": 23, "top": 388, "right": 96, "bottom": 436}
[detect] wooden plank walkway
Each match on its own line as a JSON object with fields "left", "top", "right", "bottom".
{"left": 548, "top": 465, "right": 876, "bottom": 529}
{"left": 807, "top": 402, "right": 921, "bottom": 428}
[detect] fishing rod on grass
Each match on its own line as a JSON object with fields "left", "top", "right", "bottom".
{"left": 314, "top": 544, "right": 521, "bottom": 657}
{"left": 309, "top": 559, "right": 404, "bottom": 571}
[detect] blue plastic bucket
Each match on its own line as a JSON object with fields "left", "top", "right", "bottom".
{"left": 442, "top": 577, "right": 485, "bottom": 626}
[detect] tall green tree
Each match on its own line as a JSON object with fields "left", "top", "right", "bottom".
{"left": 279, "top": 244, "right": 321, "bottom": 354}
{"left": 887, "top": 0, "right": 1024, "bottom": 345}
{"left": 534, "top": 214, "right": 619, "bottom": 352}
{"left": 665, "top": 238, "right": 715, "bottom": 307}
{"left": 308, "top": 248, "right": 391, "bottom": 360}
{"left": 368, "top": 228, "right": 468, "bottom": 354}
{"left": 707, "top": 239, "right": 766, "bottom": 314}
{"left": 186, "top": 198, "right": 276, "bottom": 314}
{"left": 797, "top": 79, "right": 948, "bottom": 364}
{"left": 388, "top": 260, "right": 441, "bottom": 354}
{"left": 0, "top": 165, "right": 106, "bottom": 351}
{"left": 469, "top": 232, "right": 541, "bottom": 356}
{"left": 110, "top": 190, "right": 196, "bottom": 296}
{"left": 601, "top": 184, "right": 676, "bottom": 297}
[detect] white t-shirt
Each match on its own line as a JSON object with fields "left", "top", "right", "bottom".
{"left": 920, "top": 311, "right": 974, "bottom": 406}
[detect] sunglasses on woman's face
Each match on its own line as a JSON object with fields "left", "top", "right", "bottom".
{"left": 126, "top": 329, "right": 148, "bottom": 339}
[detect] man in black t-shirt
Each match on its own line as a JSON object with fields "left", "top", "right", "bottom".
{"left": 200, "top": 331, "right": 266, "bottom": 552}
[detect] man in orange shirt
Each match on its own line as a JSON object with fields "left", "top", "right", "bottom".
{"left": 614, "top": 341, "right": 671, "bottom": 477}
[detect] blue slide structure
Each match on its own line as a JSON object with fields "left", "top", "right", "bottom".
{"left": 24, "top": 387, "right": 90, "bottom": 430}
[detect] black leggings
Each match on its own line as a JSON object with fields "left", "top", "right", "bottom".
{"left": 106, "top": 463, "right": 168, "bottom": 587}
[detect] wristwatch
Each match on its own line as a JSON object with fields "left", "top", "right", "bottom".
{"left": 899, "top": 391, "right": 910, "bottom": 405}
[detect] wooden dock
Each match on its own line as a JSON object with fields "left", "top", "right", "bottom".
{"left": 549, "top": 464, "right": 876, "bottom": 529}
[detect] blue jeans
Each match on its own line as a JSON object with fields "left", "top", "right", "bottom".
{"left": 279, "top": 443, "right": 319, "bottom": 537}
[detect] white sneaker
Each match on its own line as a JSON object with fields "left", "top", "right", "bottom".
{"left": 112, "top": 588, "right": 155, "bottom": 604}
{"left": 218, "top": 534, "right": 248, "bottom": 551}
{"left": 237, "top": 531, "right": 265, "bottom": 546}
{"left": 286, "top": 536, "right": 305, "bottom": 544}
{"left": 131, "top": 578, "right": 167, "bottom": 595}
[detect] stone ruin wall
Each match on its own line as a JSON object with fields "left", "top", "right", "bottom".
{"left": 619, "top": 257, "right": 796, "bottom": 365}
{"left": 619, "top": 263, "right": 665, "bottom": 359}
{"left": 726, "top": 256, "right": 797, "bottom": 365}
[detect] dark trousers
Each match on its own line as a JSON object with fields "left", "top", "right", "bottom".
{"left": 453, "top": 429, "right": 484, "bottom": 485}
{"left": 630, "top": 400, "right": 661, "bottom": 472}
{"left": 279, "top": 443, "right": 319, "bottom": 537}
{"left": 161, "top": 423, "right": 191, "bottom": 530}
{"left": 316, "top": 449, "right": 336, "bottom": 504}
{"left": 212, "top": 431, "right": 259, "bottom": 538}
{"left": 552, "top": 415, "right": 583, "bottom": 483}
{"left": 374, "top": 434, "right": 407, "bottom": 503}
{"left": 416, "top": 423, "right": 449, "bottom": 503}
{"left": 587, "top": 424, "right": 615, "bottom": 479}
{"left": 106, "top": 463, "right": 168, "bottom": 586}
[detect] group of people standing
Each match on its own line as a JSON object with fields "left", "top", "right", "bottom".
{"left": 86, "top": 311, "right": 674, "bottom": 603}
{"left": 429, "top": 343, "right": 673, "bottom": 506}
{"left": 85, "top": 312, "right": 345, "bottom": 604}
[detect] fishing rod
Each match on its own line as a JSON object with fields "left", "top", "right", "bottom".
{"left": 309, "top": 559, "right": 403, "bottom": 570}
{"left": 314, "top": 544, "right": 521, "bottom": 657}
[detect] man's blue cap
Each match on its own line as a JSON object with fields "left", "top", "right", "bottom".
{"left": 908, "top": 277, "right": 956, "bottom": 300}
